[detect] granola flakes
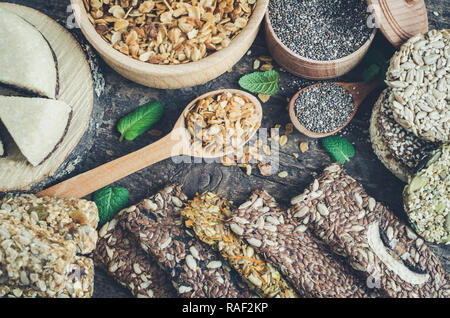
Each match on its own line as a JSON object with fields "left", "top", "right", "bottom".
{"left": 185, "top": 91, "right": 260, "bottom": 156}
{"left": 85, "top": 0, "right": 256, "bottom": 64}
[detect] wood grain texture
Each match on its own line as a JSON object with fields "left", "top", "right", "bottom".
{"left": 70, "top": 0, "right": 269, "bottom": 89}
{"left": 265, "top": 11, "right": 377, "bottom": 80}
{"left": 288, "top": 81, "right": 379, "bottom": 138}
{"left": 0, "top": 3, "right": 93, "bottom": 191}
{"left": 1, "top": 0, "right": 448, "bottom": 298}
{"left": 367, "top": 0, "right": 429, "bottom": 48}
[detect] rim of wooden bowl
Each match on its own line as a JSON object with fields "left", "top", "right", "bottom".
{"left": 264, "top": 10, "right": 377, "bottom": 66}
{"left": 70, "top": 0, "right": 269, "bottom": 77}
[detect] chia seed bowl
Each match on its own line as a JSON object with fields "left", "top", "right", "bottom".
{"left": 265, "top": 0, "right": 377, "bottom": 79}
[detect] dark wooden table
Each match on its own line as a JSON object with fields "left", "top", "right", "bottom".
{"left": 4, "top": 0, "right": 449, "bottom": 298}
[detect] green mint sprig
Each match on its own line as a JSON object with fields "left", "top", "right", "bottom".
{"left": 239, "top": 70, "right": 280, "bottom": 95}
{"left": 94, "top": 186, "right": 129, "bottom": 227}
{"left": 117, "top": 101, "right": 164, "bottom": 141}
{"left": 321, "top": 136, "right": 355, "bottom": 165}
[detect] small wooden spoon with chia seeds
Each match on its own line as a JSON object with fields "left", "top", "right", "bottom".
{"left": 289, "top": 81, "right": 378, "bottom": 138}
{"left": 38, "top": 89, "right": 262, "bottom": 199}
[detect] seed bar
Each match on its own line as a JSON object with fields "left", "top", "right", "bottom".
{"left": 0, "top": 208, "right": 77, "bottom": 297}
{"left": 1, "top": 256, "right": 94, "bottom": 298}
{"left": 1, "top": 194, "right": 99, "bottom": 254}
{"left": 182, "top": 192, "right": 298, "bottom": 298}
{"left": 94, "top": 216, "right": 177, "bottom": 298}
{"left": 289, "top": 163, "right": 449, "bottom": 298}
{"left": 118, "top": 185, "right": 251, "bottom": 298}
{"left": 230, "top": 189, "right": 374, "bottom": 298}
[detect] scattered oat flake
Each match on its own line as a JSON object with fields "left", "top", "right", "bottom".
{"left": 253, "top": 59, "right": 261, "bottom": 70}
{"left": 260, "top": 64, "right": 274, "bottom": 71}
{"left": 263, "top": 145, "right": 271, "bottom": 155}
{"left": 293, "top": 153, "right": 299, "bottom": 158}
{"left": 258, "top": 163, "right": 272, "bottom": 176}
{"left": 279, "top": 135, "right": 288, "bottom": 146}
{"left": 286, "top": 123, "right": 294, "bottom": 134}
{"left": 258, "top": 94, "right": 271, "bottom": 103}
{"left": 300, "top": 142, "right": 309, "bottom": 153}
{"left": 259, "top": 56, "right": 273, "bottom": 63}
{"left": 148, "top": 129, "right": 163, "bottom": 137}
{"left": 278, "top": 171, "right": 288, "bottom": 178}
{"left": 245, "top": 164, "right": 252, "bottom": 176}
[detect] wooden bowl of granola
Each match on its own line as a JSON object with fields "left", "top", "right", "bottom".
{"left": 71, "top": 0, "right": 269, "bottom": 89}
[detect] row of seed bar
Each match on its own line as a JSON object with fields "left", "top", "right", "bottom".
{"left": 1, "top": 194, "right": 99, "bottom": 254}
{"left": 1, "top": 256, "right": 94, "bottom": 298}
{"left": 229, "top": 190, "right": 374, "bottom": 298}
{"left": 181, "top": 192, "right": 298, "bottom": 298}
{"left": 289, "top": 163, "right": 449, "bottom": 298}
{"left": 0, "top": 208, "right": 77, "bottom": 297}
{"left": 94, "top": 216, "right": 177, "bottom": 298}
{"left": 118, "top": 185, "right": 252, "bottom": 298}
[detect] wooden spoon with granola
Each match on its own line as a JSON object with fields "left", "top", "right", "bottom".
{"left": 39, "top": 89, "right": 262, "bottom": 198}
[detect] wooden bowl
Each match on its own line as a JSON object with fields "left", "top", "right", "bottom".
{"left": 265, "top": 11, "right": 377, "bottom": 80}
{"left": 288, "top": 81, "right": 378, "bottom": 138}
{"left": 70, "top": 0, "right": 269, "bottom": 89}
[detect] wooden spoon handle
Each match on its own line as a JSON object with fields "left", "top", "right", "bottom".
{"left": 38, "top": 134, "right": 178, "bottom": 199}
{"left": 339, "top": 81, "right": 378, "bottom": 108}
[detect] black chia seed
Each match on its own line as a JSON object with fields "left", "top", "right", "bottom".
{"left": 269, "top": 0, "right": 372, "bottom": 61}
{"left": 295, "top": 83, "right": 354, "bottom": 133}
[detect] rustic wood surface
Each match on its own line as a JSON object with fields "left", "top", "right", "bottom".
{"left": 2, "top": 0, "right": 449, "bottom": 298}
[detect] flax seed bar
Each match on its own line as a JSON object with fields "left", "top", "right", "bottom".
{"left": 0, "top": 208, "right": 77, "bottom": 297}
{"left": 182, "top": 192, "right": 298, "bottom": 298}
{"left": 289, "top": 163, "right": 449, "bottom": 298}
{"left": 0, "top": 194, "right": 99, "bottom": 254}
{"left": 230, "top": 190, "right": 373, "bottom": 298}
{"left": 1, "top": 256, "right": 94, "bottom": 298}
{"left": 94, "top": 216, "right": 177, "bottom": 298}
{"left": 118, "top": 185, "right": 251, "bottom": 298}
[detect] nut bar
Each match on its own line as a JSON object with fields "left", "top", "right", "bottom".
{"left": 1, "top": 194, "right": 99, "bottom": 254}
{"left": 94, "top": 216, "right": 177, "bottom": 298}
{"left": 182, "top": 192, "right": 298, "bottom": 298}
{"left": 0, "top": 208, "right": 77, "bottom": 297}
{"left": 289, "top": 163, "right": 449, "bottom": 298}
{"left": 1, "top": 256, "right": 94, "bottom": 298}
{"left": 118, "top": 185, "right": 251, "bottom": 298}
{"left": 230, "top": 190, "right": 373, "bottom": 298}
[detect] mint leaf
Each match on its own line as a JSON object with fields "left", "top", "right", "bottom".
{"left": 117, "top": 101, "right": 164, "bottom": 141}
{"left": 362, "top": 64, "right": 381, "bottom": 83}
{"left": 239, "top": 70, "right": 280, "bottom": 95}
{"left": 321, "top": 136, "right": 355, "bottom": 165}
{"left": 94, "top": 186, "right": 129, "bottom": 226}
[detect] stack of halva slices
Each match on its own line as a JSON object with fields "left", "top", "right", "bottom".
{"left": 370, "top": 29, "right": 449, "bottom": 244}
{"left": 0, "top": 8, "right": 72, "bottom": 166}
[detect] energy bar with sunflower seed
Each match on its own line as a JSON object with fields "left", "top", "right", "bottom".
{"left": 94, "top": 216, "right": 177, "bottom": 298}
{"left": 230, "top": 190, "right": 376, "bottom": 297}
{"left": 182, "top": 191, "right": 298, "bottom": 298}
{"left": 1, "top": 256, "right": 94, "bottom": 298}
{"left": 289, "top": 163, "right": 449, "bottom": 298}
{"left": 0, "top": 194, "right": 99, "bottom": 254}
{"left": 118, "top": 185, "right": 252, "bottom": 298}
{"left": 0, "top": 208, "right": 77, "bottom": 297}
